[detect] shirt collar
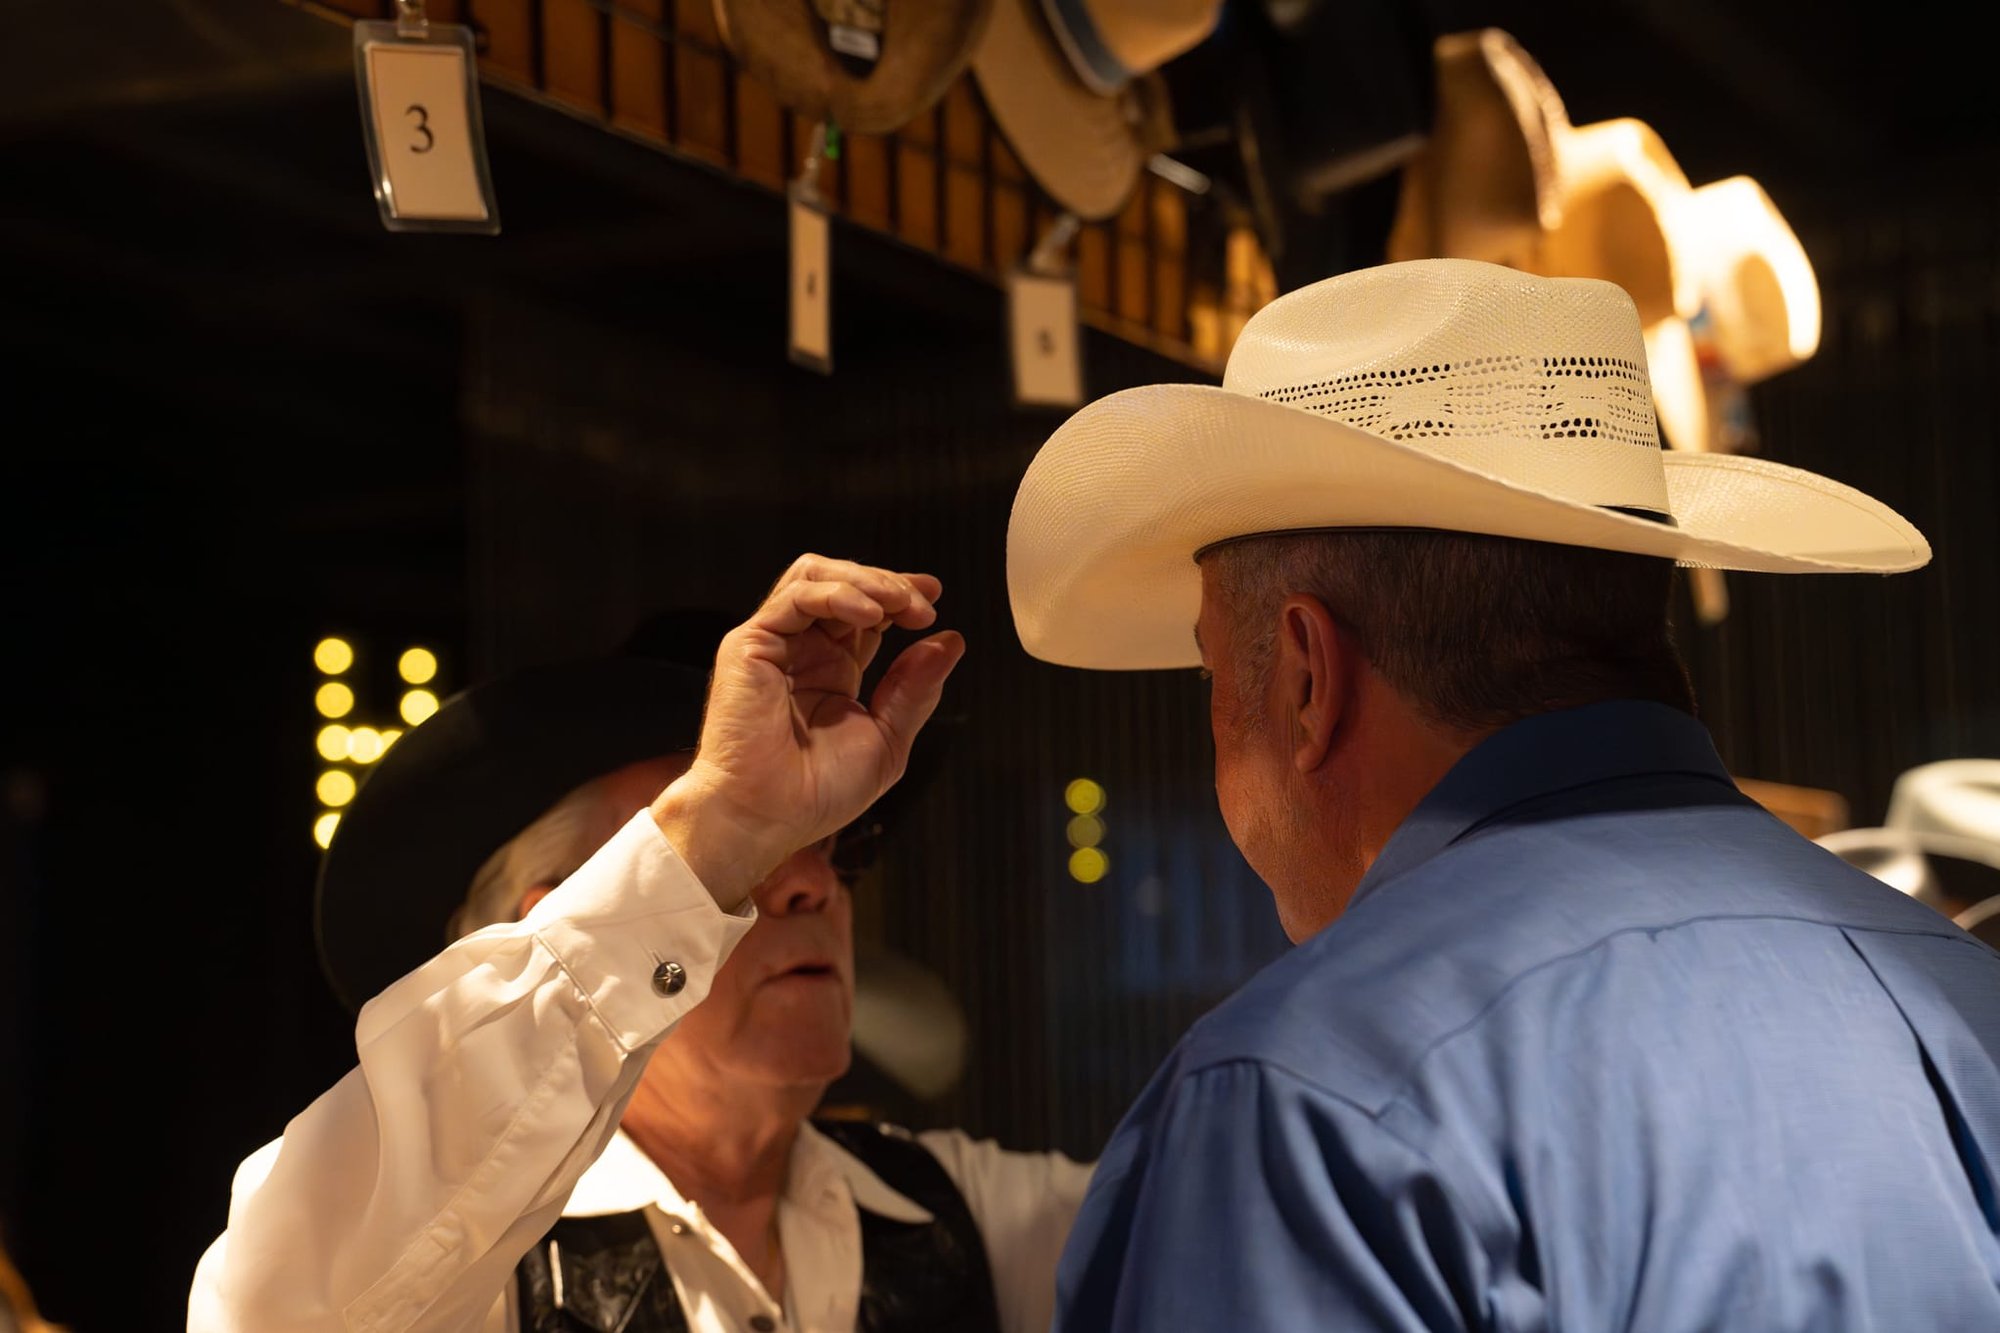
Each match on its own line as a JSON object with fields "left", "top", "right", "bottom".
{"left": 563, "top": 1123, "right": 933, "bottom": 1225}
{"left": 789, "top": 1123, "right": 934, "bottom": 1224}
{"left": 1353, "top": 701, "right": 1733, "bottom": 909}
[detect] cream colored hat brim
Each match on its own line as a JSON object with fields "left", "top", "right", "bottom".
{"left": 973, "top": 0, "right": 1142, "bottom": 219}
{"left": 1007, "top": 384, "right": 1930, "bottom": 669}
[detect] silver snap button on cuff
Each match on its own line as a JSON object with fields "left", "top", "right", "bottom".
{"left": 652, "top": 960, "right": 687, "bottom": 996}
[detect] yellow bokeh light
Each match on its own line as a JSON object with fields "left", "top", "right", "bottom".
{"left": 380, "top": 727, "right": 403, "bottom": 749}
{"left": 315, "top": 682, "right": 355, "bottom": 718}
{"left": 347, "top": 726, "right": 386, "bottom": 764}
{"left": 317, "top": 769, "right": 357, "bottom": 807}
{"left": 1064, "top": 778, "right": 1106, "bottom": 816}
{"left": 398, "top": 647, "right": 438, "bottom": 685}
{"left": 314, "top": 637, "right": 354, "bottom": 675}
{"left": 313, "top": 812, "right": 342, "bottom": 849}
{"left": 1069, "top": 846, "right": 1110, "bottom": 884}
{"left": 1067, "top": 814, "right": 1105, "bottom": 849}
{"left": 316, "top": 725, "right": 352, "bottom": 761}
{"left": 400, "top": 688, "right": 440, "bottom": 726}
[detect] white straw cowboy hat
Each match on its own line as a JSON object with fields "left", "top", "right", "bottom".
{"left": 1385, "top": 29, "right": 1564, "bottom": 271}
{"left": 1630, "top": 174, "right": 1822, "bottom": 456}
{"left": 1888, "top": 760, "right": 2000, "bottom": 845}
{"left": 1670, "top": 177, "right": 1820, "bottom": 385}
{"left": 1388, "top": 32, "right": 1693, "bottom": 326}
{"left": 1878, "top": 760, "right": 2000, "bottom": 946}
{"left": 1007, "top": 258, "right": 1929, "bottom": 671}
{"left": 972, "top": 0, "right": 1218, "bottom": 219}
{"left": 1816, "top": 827, "right": 2000, "bottom": 915}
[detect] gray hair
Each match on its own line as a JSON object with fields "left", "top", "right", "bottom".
{"left": 1202, "top": 530, "right": 1692, "bottom": 734}
{"left": 447, "top": 774, "right": 628, "bottom": 940}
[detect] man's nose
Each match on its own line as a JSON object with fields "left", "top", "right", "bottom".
{"left": 755, "top": 846, "right": 836, "bottom": 917}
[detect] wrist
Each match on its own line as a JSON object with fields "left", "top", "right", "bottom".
{"left": 649, "top": 766, "right": 787, "bottom": 912}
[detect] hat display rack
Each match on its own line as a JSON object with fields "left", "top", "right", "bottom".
{"left": 308, "top": 6, "right": 1829, "bottom": 456}
{"left": 310, "top": 0, "right": 1242, "bottom": 372}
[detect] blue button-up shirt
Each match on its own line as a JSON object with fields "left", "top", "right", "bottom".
{"left": 1055, "top": 702, "right": 2000, "bottom": 1330}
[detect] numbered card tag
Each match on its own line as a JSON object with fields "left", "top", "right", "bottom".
{"left": 789, "top": 191, "right": 832, "bottom": 374}
{"left": 355, "top": 21, "right": 500, "bottom": 233}
{"left": 1007, "top": 269, "right": 1083, "bottom": 407}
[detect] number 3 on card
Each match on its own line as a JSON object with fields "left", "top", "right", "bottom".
{"left": 354, "top": 21, "right": 500, "bottom": 234}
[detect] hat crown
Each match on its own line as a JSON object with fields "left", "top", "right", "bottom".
{"left": 1888, "top": 760, "right": 2000, "bottom": 843}
{"left": 1221, "top": 259, "right": 1672, "bottom": 517}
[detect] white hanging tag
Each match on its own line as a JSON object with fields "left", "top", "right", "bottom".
{"left": 789, "top": 191, "right": 832, "bottom": 373}
{"left": 1008, "top": 269, "right": 1082, "bottom": 407}
{"left": 355, "top": 6, "right": 500, "bottom": 234}
{"left": 788, "top": 123, "right": 834, "bottom": 374}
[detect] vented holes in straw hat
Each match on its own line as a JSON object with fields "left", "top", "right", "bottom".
{"left": 1251, "top": 348, "right": 1668, "bottom": 515}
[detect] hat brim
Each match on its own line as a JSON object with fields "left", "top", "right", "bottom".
{"left": 315, "top": 656, "right": 709, "bottom": 1012}
{"left": 717, "top": 0, "right": 993, "bottom": 134}
{"left": 1007, "top": 383, "right": 1931, "bottom": 669}
{"left": 1819, "top": 826, "right": 2000, "bottom": 925}
{"left": 972, "top": 0, "right": 1142, "bottom": 220}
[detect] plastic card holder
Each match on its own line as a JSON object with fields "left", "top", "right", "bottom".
{"left": 1007, "top": 268, "right": 1083, "bottom": 407}
{"left": 789, "top": 187, "right": 833, "bottom": 374}
{"left": 355, "top": 18, "right": 500, "bottom": 233}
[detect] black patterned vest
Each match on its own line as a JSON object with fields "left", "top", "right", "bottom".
{"left": 515, "top": 1121, "right": 1002, "bottom": 1333}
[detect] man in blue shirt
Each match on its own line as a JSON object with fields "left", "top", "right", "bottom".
{"left": 1006, "top": 259, "right": 1996, "bottom": 1327}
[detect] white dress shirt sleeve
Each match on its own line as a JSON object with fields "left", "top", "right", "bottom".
{"left": 187, "top": 811, "right": 755, "bottom": 1333}
{"left": 917, "top": 1130, "right": 1094, "bottom": 1333}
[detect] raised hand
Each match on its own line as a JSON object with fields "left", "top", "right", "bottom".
{"left": 651, "top": 555, "right": 966, "bottom": 909}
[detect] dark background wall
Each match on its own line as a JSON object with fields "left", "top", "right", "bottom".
{"left": 3, "top": 1, "right": 1997, "bottom": 1326}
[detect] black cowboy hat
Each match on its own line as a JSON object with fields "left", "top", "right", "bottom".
{"left": 314, "top": 650, "right": 712, "bottom": 1013}
{"left": 315, "top": 610, "right": 959, "bottom": 1037}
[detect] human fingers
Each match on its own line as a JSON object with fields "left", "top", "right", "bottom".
{"left": 866, "top": 631, "right": 966, "bottom": 775}
{"left": 851, "top": 624, "right": 887, "bottom": 674}
{"left": 760, "top": 555, "right": 939, "bottom": 630}
{"left": 746, "top": 579, "right": 892, "bottom": 637}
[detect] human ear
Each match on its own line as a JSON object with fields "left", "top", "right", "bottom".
{"left": 1276, "top": 595, "right": 1345, "bottom": 773}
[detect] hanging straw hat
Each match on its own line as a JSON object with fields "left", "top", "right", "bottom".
{"left": 716, "top": 0, "right": 993, "bottom": 135}
{"left": 1006, "top": 258, "right": 1928, "bottom": 670}
{"left": 1635, "top": 174, "right": 1821, "bottom": 455}
{"left": 971, "top": 0, "right": 1219, "bottom": 219}
{"left": 1387, "top": 32, "right": 1691, "bottom": 321}
{"left": 1671, "top": 177, "right": 1821, "bottom": 385}
{"left": 1388, "top": 30, "right": 1823, "bottom": 457}
{"left": 1385, "top": 29, "right": 1564, "bottom": 271}
{"left": 1389, "top": 34, "right": 1696, "bottom": 445}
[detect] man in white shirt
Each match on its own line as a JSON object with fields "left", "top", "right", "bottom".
{"left": 189, "top": 556, "right": 1090, "bottom": 1333}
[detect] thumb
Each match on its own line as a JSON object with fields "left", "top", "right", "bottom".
{"left": 868, "top": 631, "right": 966, "bottom": 776}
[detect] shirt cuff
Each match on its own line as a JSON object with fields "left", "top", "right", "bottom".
{"left": 525, "top": 809, "right": 757, "bottom": 1053}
